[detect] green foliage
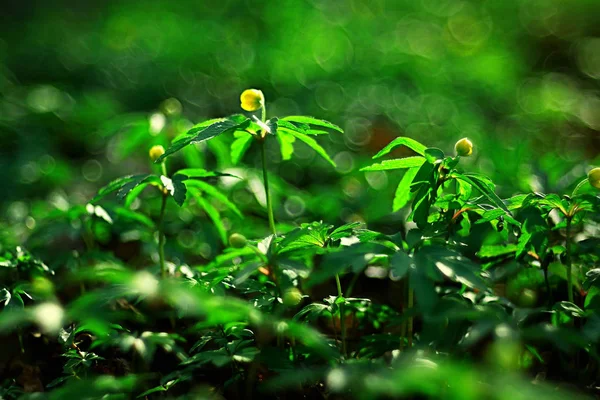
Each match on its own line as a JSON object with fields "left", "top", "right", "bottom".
{"left": 3, "top": 85, "right": 600, "bottom": 400}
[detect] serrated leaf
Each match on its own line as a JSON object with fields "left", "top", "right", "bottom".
{"left": 156, "top": 119, "right": 249, "bottom": 163}
{"left": 372, "top": 137, "right": 427, "bottom": 159}
{"left": 185, "top": 180, "right": 243, "bottom": 218}
{"left": 281, "top": 116, "right": 343, "bottom": 133}
{"left": 361, "top": 156, "right": 426, "bottom": 172}
{"left": 455, "top": 173, "right": 510, "bottom": 214}
{"left": 282, "top": 128, "right": 336, "bottom": 167}
{"left": 393, "top": 167, "right": 420, "bottom": 211}
{"left": 329, "top": 222, "right": 361, "bottom": 241}
{"left": 92, "top": 174, "right": 156, "bottom": 203}
{"left": 176, "top": 168, "right": 236, "bottom": 179}
{"left": 124, "top": 182, "right": 151, "bottom": 207}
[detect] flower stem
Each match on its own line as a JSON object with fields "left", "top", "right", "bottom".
{"left": 566, "top": 217, "right": 573, "bottom": 303}
{"left": 260, "top": 141, "right": 276, "bottom": 236}
{"left": 335, "top": 273, "right": 347, "bottom": 358}
{"left": 157, "top": 193, "right": 168, "bottom": 279}
{"left": 158, "top": 160, "right": 169, "bottom": 279}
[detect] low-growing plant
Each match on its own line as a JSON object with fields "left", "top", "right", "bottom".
{"left": 1, "top": 90, "right": 600, "bottom": 400}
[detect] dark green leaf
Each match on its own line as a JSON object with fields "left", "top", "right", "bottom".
{"left": 156, "top": 119, "right": 249, "bottom": 163}
{"left": 281, "top": 116, "right": 343, "bottom": 133}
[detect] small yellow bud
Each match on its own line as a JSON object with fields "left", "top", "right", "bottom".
{"left": 149, "top": 145, "right": 166, "bottom": 162}
{"left": 228, "top": 233, "right": 248, "bottom": 249}
{"left": 240, "top": 89, "right": 264, "bottom": 112}
{"left": 454, "top": 138, "right": 473, "bottom": 157}
{"left": 588, "top": 167, "right": 600, "bottom": 189}
{"left": 282, "top": 288, "right": 303, "bottom": 307}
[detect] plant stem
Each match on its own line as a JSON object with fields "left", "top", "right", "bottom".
{"left": 566, "top": 217, "right": 573, "bottom": 303}
{"left": 335, "top": 273, "right": 347, "bottom": 358}
{"left": 260, "top": 141, "right": 276, "bottom": 236}
{"left": 157, "top": 193, "right": 168, "bottom": 279}
{"left": 157, "top": 160, "right": 169, "bottom": 279}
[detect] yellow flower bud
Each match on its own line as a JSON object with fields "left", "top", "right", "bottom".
{"left": 282, "top": 288, "right": 303, "bottom": 307}
{"left": 228, "top": 233, "right": 248, "bottom": 249}
{"left": 454, "top": 138, "right": 473, "bottom": 157}
{"left": 149, "top": 145, "right": 166, "bottom": 162}
{"left": 240, "top": 89, "right": 264, "bottom": 112}
{"left": 588, "top": 167, "right": 600, "bottom": 189}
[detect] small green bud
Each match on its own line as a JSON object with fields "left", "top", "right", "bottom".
{"left": 282, "top": 288, "right": 303, "bottom": 307}
{"left": 228, "top": 233, "right": 248, "bottom": 249}
{"left": 588, "top": 167, "right": 600, "bottom": 189}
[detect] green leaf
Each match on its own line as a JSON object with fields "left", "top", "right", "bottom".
{"left": 231, "top": 133, "right": 254, "bottom": 165}
{"left": 185, "top": 180, "right": 243, "bottom": 218}
{"left": 390, "top": 251, "right": 413, "bottom": 279}
{"left": 156, "top": 119, "right": 249, "bottom": 163}
{"left": 393, "top": 167, "right": 420, "bottom": 211}
{"left": 475, "top": 208, "right": 506, "bottom": 224}
{"left": 92, "top": 174, "right": 156, "bottom": 203}
{"left": 424, "top": 148, "right": 445, "bottom": 163}
{"left": 476, "top": 244, "right": 518, "bottom": 258}
{"left": 361, "top": 156, "right": 426, "bottom": 172}
{"left": 170, "top": 175, "right": 188, "bottom": 206}
{"left": 189, "top": 188, "right": 227, "bottom": 244}
{"left": 281, "top": 116, "right": 343, "bottom": 133}
{"left": 409, "top": 185, "right": 433, "bottom": 228}
{"left": 124, "top": 182, "right": 151, "bottom": 207}
{"left": 372, "top": 137, "right": 427, "bottom": 159}
{"left": 329, "top": 222, "right": 362, "bottom": 241}
{"left": 455, "top": 173, "right": 510, "bottom": 214}
{"left": 113, "top": 207, "right": 155, "bottom": 229}
{"left": 176, "top": 168, "right": 236, "bottom": 179}
{"left": 277, "top": 130, "right": 296, "bottom": 161}
{"left": 282, "top": 128, "right": 336, "bottom": 167}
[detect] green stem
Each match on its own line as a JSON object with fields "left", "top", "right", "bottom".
{"left": 335, "top": 274, "right": 347, "bottom": 358}
{"left": 157, "top": 161, "right": 169, "bottom": 279}
{"left": 157, "top": 193, "right": 168, "bottom": 279}
{"left": 260, "top": 141, "right": 276, "bottom": 236}
{"left": 344, "top": 272, "right": 360, "bottom": 298}
{"left": 566, "top": 217, "right": 573, "bottom": 303}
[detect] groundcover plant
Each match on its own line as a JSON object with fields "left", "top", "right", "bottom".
{"left": 1, "top": 89, "right": 600, "bottom": 400}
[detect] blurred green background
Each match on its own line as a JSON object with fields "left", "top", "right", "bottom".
{"left": 2, "top": 0, "right": 600, "bottom": 248}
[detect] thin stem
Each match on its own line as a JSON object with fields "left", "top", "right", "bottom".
{"left": 566, "top": 217, "right": 573, "bottom": 303}
{"left": 335, "top": 274, "right": 347, "bottom": 358}
{"left": 260, "top": 141, "right": 276, "bottom": 236}
{"left": 157, "top": 193, "right": 168, "bottom": 279}
{"left": 344, "top": 272, "right": 360, "bottom": 298}
{"left": 157, "top": 160, "right": 169, "bottom": 279}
